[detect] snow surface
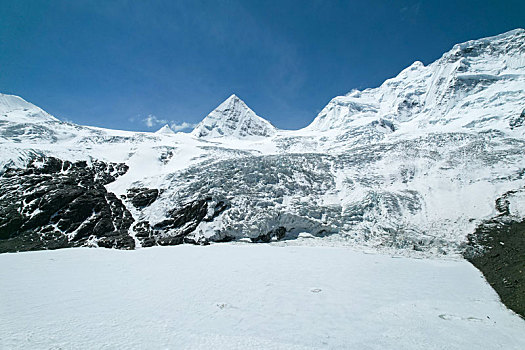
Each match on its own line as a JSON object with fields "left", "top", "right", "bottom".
{"left": 1, "top": 245, "right": 524, "bottom": 349}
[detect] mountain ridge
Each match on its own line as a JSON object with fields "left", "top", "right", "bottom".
{"left": 2, "top": 30, "right": 523, "bottom": 138}
{"left": 305, "top": 28, "right": 525, "bottom": 135}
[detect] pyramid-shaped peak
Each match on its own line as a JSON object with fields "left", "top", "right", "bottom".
{"left": 226, "top": 93, "right": 240, "bottom": 101}
{"left": 155, "top": 124, "right": 175, "bottom": 135}
{"left": 212, "top": 94, "right": 253, "bottom": 115}
{"left": 191, "top": 94, "right": 276, "bottom": 139}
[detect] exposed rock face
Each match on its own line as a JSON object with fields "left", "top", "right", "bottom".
{"left": 148, "top": 197, "right": 230, "bottom": 245}
{"left": 251, "top": 227, "right": 287, "bottom": 243}
{"left": 0, "top": 155, "right": 291, "bottom": 251}
{"left": 464, "top": 188, "right": 525, "bottom": 319}
{"left": 92, "top": 160, "right": 129, "bottom": 185}
{"left": 132, "top": 221, "right": 155, "bottom": 247}
{"left": 509, "top": 109, "right": 525, "bottom": 129}
{"left": 0, "top": 157, "right": 135, "bottom": 253}
{"left": 130, "top": 197, "right": 291, "bottom": 246}
{"left": 125, "top": 188, "right": 159, "bottom": 208}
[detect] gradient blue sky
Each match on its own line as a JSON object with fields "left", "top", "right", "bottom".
{"left": 1, "top": 0, "right": 524, "bottom": 131}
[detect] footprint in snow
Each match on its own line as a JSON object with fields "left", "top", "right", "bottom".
{"left": 439, "top": 314, "right": 483, "bottom": 322}
{"left": 216, "top": 303, "right": 238, "bottom": 310}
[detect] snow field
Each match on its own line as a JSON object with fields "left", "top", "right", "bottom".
{"left": 0, "top": 245, "right": 524, "bottom": 349}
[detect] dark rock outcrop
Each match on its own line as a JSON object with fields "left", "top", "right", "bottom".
{"left": 92, "top": 160, "right": 129, "bottom": 185}
{"left": 509, "top": 109, "right": 525, "bottom": 129}
{"left": 148, "top": 197, "right": 230, "bottom": 246}
{"left": 464, "top": 189, "right": 525, "bottom": 319}
{"left": 125, "top": 188, "right": 159, "bottom": 208}
{"left": 371, "top": 118, "right": 396, "bottom": 132}
{"left": 132, "top": 221, "right": 155, "bottom": 247}
{"left": 251, "top": 226, "right": 287, "bottom": 243}
{"left": 0, "top": 157, "right": 135, "bottom": 253}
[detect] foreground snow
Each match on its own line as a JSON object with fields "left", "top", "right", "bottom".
{"left": 0, "top": 245, "right": 523, "bottom": 349}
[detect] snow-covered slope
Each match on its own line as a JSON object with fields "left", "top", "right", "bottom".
{"left": 1, "top": 29, "right": 524, "bottom": 256}
{"left": 191, "top": 94, "right": 276, "bottom": 138}
{"left": 0, "top": 94, "right": 58, "bottom": 123}
{"left": 306, "top": 28, "right": 525, "bottom": 137}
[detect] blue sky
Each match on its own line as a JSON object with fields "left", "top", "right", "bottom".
{"left": 1, "top": 0, "right": 524, "bottom": 131}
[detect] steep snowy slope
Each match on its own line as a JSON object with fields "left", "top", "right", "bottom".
{"left": 0, "top": 29, "right": 524, "bottom": 257}
{"left": 306, "top": 28, "right": 525, "bottom": 138}
{"left": 0, "top": 94, "right": 58, "bottom": 123}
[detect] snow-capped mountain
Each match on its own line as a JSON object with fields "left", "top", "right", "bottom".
{"left": 0, "top": 29, "right": 524, "bottom": 256}
{"left": 155, "top": 124, "right": 176, "bottom": 135}
{"left": 308, "top": 29, "right": 525, "bottom": 133}
{"left": 0, "top": 94, "right": 58, "bottom": 123}
{"left": 191, "top": 94, "right": 276, "bottom": 138}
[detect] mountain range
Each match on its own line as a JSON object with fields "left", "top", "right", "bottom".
{"left": 1, "top": 29, "right": 524, "bottom": 258}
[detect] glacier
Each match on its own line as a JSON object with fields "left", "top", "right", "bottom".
{"left": 0, "top": 28, "right": 524, "bottom": 256}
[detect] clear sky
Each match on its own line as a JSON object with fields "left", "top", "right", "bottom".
{"left": 1, "top": 0, "right": 524, "bottom": 131}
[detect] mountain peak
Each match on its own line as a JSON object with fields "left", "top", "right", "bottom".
{"left": 446, "top": 28, "right": 525, "bottom": 61}
{"left": 305, "top": 28, "right": 525, "bottom": 133}
{"left": 155, "top": 124, "right": 175, "bottom": 135}
{"left": 0, "top": 93, "right": 59, "bottom": 122}
{"left": 191, "top": 94, "right": 276, "bottom": 139}
{"left": 226, "top": 93, "right": 240, "bottom": 101}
